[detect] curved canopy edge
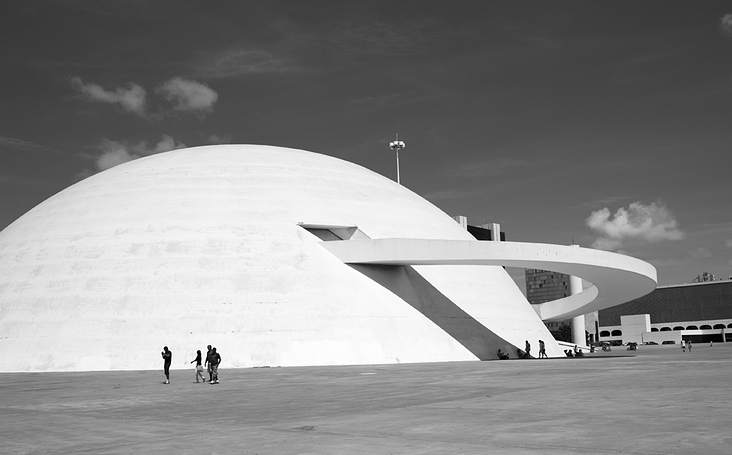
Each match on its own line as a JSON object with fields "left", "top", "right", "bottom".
{"left": 321, "top": 239, "right": 658, "bottom": 320}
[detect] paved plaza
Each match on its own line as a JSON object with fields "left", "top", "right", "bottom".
{"left": 2, "top": 343, "right": 731, "bottom": 454}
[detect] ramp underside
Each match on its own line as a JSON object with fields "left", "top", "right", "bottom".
{"left": 351, "top": 264, "right": 521, "bottom": 359}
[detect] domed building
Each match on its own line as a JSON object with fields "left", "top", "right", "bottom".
{"left": 0, "top": 145, "right": 656, "bottom": 372}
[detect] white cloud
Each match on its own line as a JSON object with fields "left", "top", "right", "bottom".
{"left": 71, "top": 76, "right": 219, "bottom": 118}
{"left": 208, "top": 134, "right": 232, "bottom": 144}
{"left": 71, "top": 76, "right": 147, "bottom": 116}
{"left": 95, "top": 142, "right": 137, "bottom": 171}
{"left": 590, "top": 237, "right": 624, "bottom": 251}
{"left": 157, "top": 77, "right": 218, "bottom": 115}
{"left": 586, "top": 201, "right": 685, "bottom": 251}
{"left": 720, "top": 14, "right": 732, "bottom": 37}
{"left": 95, "top": 135, "right": 186, "bottom": 171}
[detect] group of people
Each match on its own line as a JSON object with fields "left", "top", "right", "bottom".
{"left": 496, "top": 339, "right": 549, "bottom": 360}
{"left": 161, "top": 344, "right": 222, "bottom": 384}
{"left": 523, "top": 339, "right": 549, "bottom": 358}
{"left": 496, "top": 340, "right": 588, "bottom": 360}
{"left": 681, "top": 340, "right": 693, "bottom": 352}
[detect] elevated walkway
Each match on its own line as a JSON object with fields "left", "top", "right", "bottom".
{"left": 323, "top": 238, "right": 657, "bottom": 321}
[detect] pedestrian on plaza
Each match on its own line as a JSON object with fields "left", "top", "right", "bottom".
{"left": 209, "top": 347, "right": 221, "bottom": 384}
{"left": 688, "top": 340, "right": 692, "bottom": 352}
{"left": 204, "top": 345, "right": 213, "bottom": 382}
{"left": 538, "top": 340, "right": 547, "bottom": 358}
{"left": 161, "top": 346, "right": 172, "bottom": 384}
{"left": 191, "top": 350, "right": 205, "bottom": 383}
{"left": 524, "top": 340, "right": 531, "bottom": 358}
{"left": 681, "top": 340, "right": 686, "bottom": 352}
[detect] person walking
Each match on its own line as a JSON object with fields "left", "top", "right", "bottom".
{"left": 209, "top": 347, "right": 221, "bottom": 384}
{"left": 524, "top": 340, "right": 531, "bottom": 358}
{"left": 204, "top": 345, "right": 213, "bottom": 382}
{"left": 161, "top": 346, "right": 172, "bottom": 384}
{"left": 538, "top": 340, "right": 547, "bottom": 358}
{"left": 191, "top": 350, "right": 205, "bottom": 383}
{"left": 688, "top": 340, "right": 692, "bottom": 352}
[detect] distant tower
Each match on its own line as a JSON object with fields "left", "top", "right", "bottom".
{"left": 389, "top": 134, "right": 406, "bottom": 184}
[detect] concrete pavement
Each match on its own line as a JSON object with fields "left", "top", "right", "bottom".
{"left": 2, "top": 343, "right": 731, "bottom": 454}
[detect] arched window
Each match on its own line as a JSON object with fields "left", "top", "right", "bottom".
{"left": 651, "top": 328, "right": 659, "bottom": 332}
{"left": 686, "top": 325, "right": 698, "bottom": 330}
{"left": 700, "top": 325, "right": 712, "bottom": 330}
{"left": 611, "top": 329, "right": 622, "bottom": 336}
{"left": 660, "top": 327, "right": 671, "bottom": 331}
{"left": 673, "top": 326, "right": 684, "bottom": 331}
{"left": 728, "top": 323, "right": 732, "bottom": 329}
{"left": 713, "top": 324, "right": 725, "bottom": 329}
{"left": 600, "top": 330, "right": 610, "bottom": 337}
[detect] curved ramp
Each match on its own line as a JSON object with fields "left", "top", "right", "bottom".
{"left": 322, "top": 239, "right": 657, "bottom": 321}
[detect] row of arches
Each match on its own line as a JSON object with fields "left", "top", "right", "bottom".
{"left": 600, "top": 323, "right": 731, "bottom": 337}
{"left": 653, "top": 323, "right": 730, "bottom": 332}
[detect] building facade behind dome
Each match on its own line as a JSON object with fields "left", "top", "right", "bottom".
{"left": 599, "top": 280, "right": 732, "bottom": 345}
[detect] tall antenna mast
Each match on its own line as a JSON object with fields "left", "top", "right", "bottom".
{"left": 389, "top": 133, "right": 406, "bottom": 184}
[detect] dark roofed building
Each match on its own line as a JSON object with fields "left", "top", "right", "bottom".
{"left": 600, "top": 280, "right": 732, "bottom": 326}
{"left": 467, "top": 224, "right": 505, "bottom": 241}
{"left": 598, "top": 280, "right": 732, "bottom": 345}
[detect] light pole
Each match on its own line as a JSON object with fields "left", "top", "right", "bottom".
{"left": 389, "top": 134, "right": 405, "bottom": 184}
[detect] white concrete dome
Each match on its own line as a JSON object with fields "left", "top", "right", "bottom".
{"left": 0, "top": 145, "right": 564, "bottom": 372}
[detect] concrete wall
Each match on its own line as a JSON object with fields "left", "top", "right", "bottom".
{"left": 621, "top": 314, "right": 651, "bottom": 344}
{"left": 642, "top": 331, "right": 682, "bottom": 344}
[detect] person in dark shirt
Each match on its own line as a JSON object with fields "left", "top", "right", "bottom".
{"left": 161, "top": 346, "right": 172, "bottom": 384}
{"left": 191, "top": 350, "right": 204, "bottom": 383}
{"left": 209, "top": 347, "right": 221, "bottom": 384}
{"left": 538, "top": 340, "right": 547, "bottom": 358}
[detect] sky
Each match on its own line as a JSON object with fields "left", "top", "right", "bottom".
{"left": 1, "top": 1, "right": 732, "bottom": 288}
